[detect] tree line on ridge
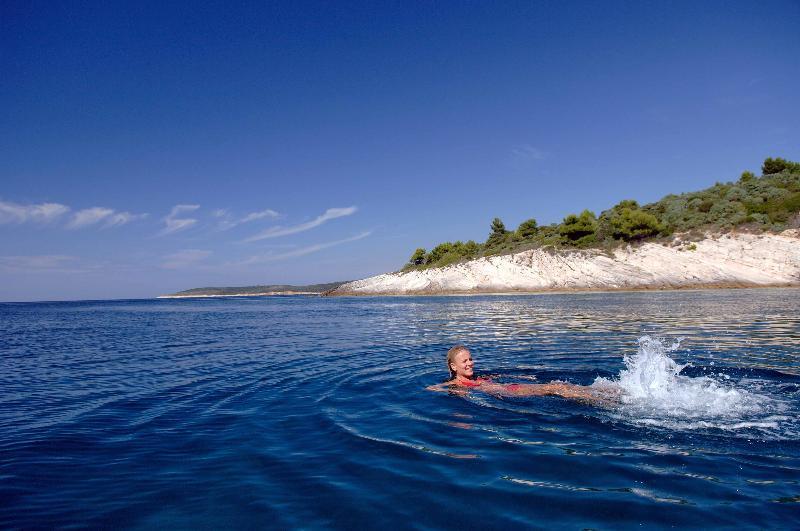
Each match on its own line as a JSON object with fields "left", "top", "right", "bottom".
{"left": 405, "top": 157, "right": 800, "bottom": 270}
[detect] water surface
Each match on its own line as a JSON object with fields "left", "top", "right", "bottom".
{"left": 1, "top": 289, "right": 799, "bottom": 529}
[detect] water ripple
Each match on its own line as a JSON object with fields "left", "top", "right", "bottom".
{"left": 1, "top": 289, "right": 799, "bottom": 528}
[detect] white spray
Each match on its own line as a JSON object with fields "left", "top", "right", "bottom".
{"left": 592, "top": 336, "right": 786, "bottom": 432}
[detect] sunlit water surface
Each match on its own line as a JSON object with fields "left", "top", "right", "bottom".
{"left": 1, "top": 289, "right": 799, "bottom": 529}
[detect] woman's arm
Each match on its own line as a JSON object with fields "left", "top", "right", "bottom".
{"left": 426, "top": 381, "right": 469, "bottom": 396}
{"left": 484, "top": 382, "right": 596, "bottom": 400}
{"left": 425, "top": 381, "right": 454, "bottom": 392}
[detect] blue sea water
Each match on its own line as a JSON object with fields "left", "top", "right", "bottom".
{"left": 1, "top": 289, "right": 799, "bottom": 529}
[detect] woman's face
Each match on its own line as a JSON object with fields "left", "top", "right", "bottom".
{"left": 450, "top": 349, "right": 474, "bottom": 379}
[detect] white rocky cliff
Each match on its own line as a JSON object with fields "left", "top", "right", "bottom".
{"left": 328, "top": 231, "right": 800, "bottom": 295}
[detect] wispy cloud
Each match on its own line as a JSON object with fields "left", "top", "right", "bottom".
{"left": 0, "top": 200, "right": 70, "bottom": 224}
{"left": 0, "top": 255, "right": 94, "bottom": 273}
{"left": 216, "top": 208, "right": 281, "bottom": 231}
{"left": 510, "top": 144, "right": 546, "bottom": 161}
{"left": 160, "top": 204, "right": 200, "bottom": 235}
{"left": 68, "top": 207, "right": 114, "bottom": 228}
{"left": 240, "top": 209, "right": 280, "bottom": 223}
{"left": 161, "top": 249, "right": 212, "bottom": 269}
{"left": 106, "top": 211, "right": 148, "bottom": 227}
{"left": 239, "top": 231, "right": 371, "bottom": 265}
{"left": 244, "top": 207, "right": 357, "bottom": 242}
{"left": 67, "top": 207, "right": 148, "bottom": 229}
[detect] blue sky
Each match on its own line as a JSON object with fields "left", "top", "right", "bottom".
{"left": 1, "top": 0, "right": 798, "bottom": 301}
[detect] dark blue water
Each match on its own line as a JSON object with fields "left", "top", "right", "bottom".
{"left": 1, "top": 289, "right": 799, "bottom": 529}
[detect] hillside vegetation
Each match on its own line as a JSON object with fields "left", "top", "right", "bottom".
{"left": 405, "top": 157, "right": 800, "bottom": 270}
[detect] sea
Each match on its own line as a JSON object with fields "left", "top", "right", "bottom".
{"left": 1, "top": 288, "right": 799, "bottom": 529}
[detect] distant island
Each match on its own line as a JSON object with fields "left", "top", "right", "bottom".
{"left": 159, "top": 282, "right": 347, "bottom": 298}
{"left": 328, "top": 157, "right": 800, "bottom": 296}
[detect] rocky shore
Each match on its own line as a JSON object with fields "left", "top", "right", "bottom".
{"left": 326, "top": 230, "right": 800, "bottom": 296}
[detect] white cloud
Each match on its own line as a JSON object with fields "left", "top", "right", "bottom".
{"left": 240, "top": 209, "right": 280, "bottom": 223}
{"left": 216, "top": 208, "right": 281, "bottom": 231}
{"left": 106, "top": 211, "right": 148, "bottom": 227}
{"left": 161, "top": 249, "right": 212, "bottom": 269}
{"left": 68, "top": 207, "right": 113, "bottom": 228}
{"left": 244, "top": 206, "right": 357, "bottom": 242}
{"left": 0, "top": 199, "right": 146, "bottom": 230}
{"left": 239, "top": 231, "right": 371, "bottom": 265}
{"left": 0, "top": 200, "right": 70, "bottom": 224}
{"left": 68, "top": 207, "right": 148, "bottom": 229}
{"left": 161, "top": 204, "right": 200, "bottom": 235}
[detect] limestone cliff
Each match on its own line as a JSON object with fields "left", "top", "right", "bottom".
{"left": 327, "top": 230, "right": 800, "bottom": 295}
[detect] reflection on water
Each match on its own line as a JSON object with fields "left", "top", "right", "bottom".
{"left": 399, "top": 289, "right": 800, "bottom": 374}
{"left": 0, "top": 288, "right": 798, "bottom": 529}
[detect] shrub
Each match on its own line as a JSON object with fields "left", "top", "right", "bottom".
{"left": 708, "top": 201, "right": 747, "bottom": 226}
{"left": 725, "top": 186, "right": 746, "bottom": 202}
{"left": 598, "top": 200, "right": 662, "bottom": 241}
{"left": 762, "top": 157, "right": 790, "bottom": 175}
{"left": 613, "top": 209, "right": 661, "bottom": 240}
{"left": 462, "top": 240, "right": 481, "bottom": 257}
{"left": 426, "top": 242, "right": 454, "bottom": 264}
{"left": 516, "top": 218, "right": 538, "bottom": 239}
{"left": 767, "top": 192, "right": 800, "bottom": 223}
{"left": 784, "top": 192, "right": 800, "bottom": 212}
{"left": 409, "top": 248, "right": 426, "bottom": 265}
{"left": 747, "top": 212, "right": 770, "bottom": 225}
{"left": 697, "top": 198, "right": 714, "bottom": 213}
{"left": 762, "top": 157, "right": 800, "bottom": 175}
{"left": 559, "top": 210, "right": 597, "bottom": 241}
{"left": 436, "top": 251, "right": 464, "bottom": 267}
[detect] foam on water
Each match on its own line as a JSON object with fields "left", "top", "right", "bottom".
{"left": 593, "top": 336, "right": 791, "bottom": 435}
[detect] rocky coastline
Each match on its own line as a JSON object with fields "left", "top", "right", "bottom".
{"left": 326, "top": 230, "right": 800, "bottom": 296}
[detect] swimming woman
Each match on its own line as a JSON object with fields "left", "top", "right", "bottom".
{"left": 426, "top": 344, "right": 599, "bottom": 401}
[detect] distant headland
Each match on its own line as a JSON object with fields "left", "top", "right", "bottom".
{"left": 328, "top": 157, "right": 800, "bottom": 296}
{"left": 158, "top": 282, "right": 347, "bottom": 298}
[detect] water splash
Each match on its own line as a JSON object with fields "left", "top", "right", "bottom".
{"left": 593, "top": 336, "right": 791, "bottom": 435}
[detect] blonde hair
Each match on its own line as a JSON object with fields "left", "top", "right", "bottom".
{"left": 446, "top": 344, "right": 469, "bottom": 380}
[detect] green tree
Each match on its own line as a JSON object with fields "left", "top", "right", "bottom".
{"left": 762, "top": 157, "right": 800, "bottom": 175}
{"left": 491, "top": 217, "right": 507, "bottom": 235}
{"left": 462, "top": 240, "right": 481, "bottom": 257}
{"left": 615, "top": 199, "right": 640, "bottom": 210}
{"left": 599, "top": 200, "right": 662, "bottom": 241}
{"left": 739, "top": 171, "right": 755, "bottom": 183}
{"left": 559, "top": 210, "right": 597, "bottom": 241}
{"left": 516, "top": 218, "right": 538, "bottom": 239}
{"left": 409, "top": 248, "right": 426, "bottom": 266}
{"left": 426, "top": 242, "right": 454, "bottom": 264}
{"left": 486, "top": 217, "right": 509, "bottom": 248}
{"left": 610, "top": 208, "right": 663, "bottom": 240}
